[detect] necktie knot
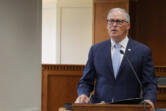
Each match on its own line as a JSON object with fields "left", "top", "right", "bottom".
{"left": 114, "top": 43, "right": 121, "bottom": 48}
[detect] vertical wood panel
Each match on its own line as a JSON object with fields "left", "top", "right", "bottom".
{"left": 129, "top": 0, "right": 166, "bottom": 65}
{"left": 47, "top": 74, "right": 80, "bottom": 111}
{"left": 93, "top": 0, "right": 129, "bottom": 44}
{"left": 42, "top": 64, "right": 84, "bottom": 111}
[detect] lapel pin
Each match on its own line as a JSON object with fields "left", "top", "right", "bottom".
{"left": 128, "top": 49, "right": 131, "bottom": 51}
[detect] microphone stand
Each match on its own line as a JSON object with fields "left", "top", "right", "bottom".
{"left": 120, "top": 50, "right": 143, "bottom": 102}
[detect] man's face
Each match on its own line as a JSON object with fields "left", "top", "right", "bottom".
{"left": 107, "top": 10, "right": 130, "bottom": 41}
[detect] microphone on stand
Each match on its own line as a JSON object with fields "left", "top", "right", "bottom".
{"left": 111, "top": 50, "right": 144, "bottom": 104}
{"left": 120, "top": 50, "right": 143, "bottom": 92}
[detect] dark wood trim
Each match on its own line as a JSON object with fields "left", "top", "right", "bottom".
{"left": 42, "top": 64, "right": 84, "bottom": 71}
{"left": 155, "top": 66, "right": 166, "bottom": 77}
{"left": 94, "top": 0, "right": 130, "bottom": 3}
{"left": 72, "top": 104, "right": 151, "bottom": 111}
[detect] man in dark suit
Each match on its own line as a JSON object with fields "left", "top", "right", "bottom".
{"left": 75, "top": 8, "right": 157, "bottom": 111}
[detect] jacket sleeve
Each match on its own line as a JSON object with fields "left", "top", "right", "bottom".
{"left": 77, "top": 46, "right": 96, "bottom": 97}
{"left": 142, "top": 48, "right": 157, "bottom": 104}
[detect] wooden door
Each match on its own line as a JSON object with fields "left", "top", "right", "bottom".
{"left": 93, "top": 0, "right": 129, "bottom": 44}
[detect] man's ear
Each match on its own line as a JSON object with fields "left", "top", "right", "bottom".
{"left": 127, "top": 23, "right": 130, "bottom": 30}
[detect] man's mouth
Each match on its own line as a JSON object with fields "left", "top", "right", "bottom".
{"left": 111, "top": 29, "right": 117, "bottom": 32}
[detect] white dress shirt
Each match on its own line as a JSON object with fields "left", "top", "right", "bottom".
{"left": 111, "top": 36, "right": 129, "bottom": 64}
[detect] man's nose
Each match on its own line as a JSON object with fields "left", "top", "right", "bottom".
{"left": 112, "top": 22, "right": 118, "bottom": 26}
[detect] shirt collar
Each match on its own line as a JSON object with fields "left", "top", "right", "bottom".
{"left": 110, "top": 36, "right": 129, "bottom": 49}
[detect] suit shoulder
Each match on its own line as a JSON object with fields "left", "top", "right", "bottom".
{"left": 131, "top": 39, "right": 151, "bottom": 51}
{"left": 92, "top": 39, "right": 110, "bottom": 48}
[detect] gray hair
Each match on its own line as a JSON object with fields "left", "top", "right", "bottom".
{"left": 107, "top": 8, "right": 130, "bottom": 23}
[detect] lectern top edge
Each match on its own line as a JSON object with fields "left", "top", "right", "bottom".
{"left": 72, "top": 103, "right": 151, "bottom": 108}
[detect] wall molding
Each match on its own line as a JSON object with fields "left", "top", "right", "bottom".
{"left": 42, "top": 64, "right": 84, "bottom": 71}
{"left": 155, "top": 66, "right": 166, "bottom": 77}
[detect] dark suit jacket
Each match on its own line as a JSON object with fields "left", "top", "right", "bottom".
{"left": 77, "top": 38, "right": 157, "bottom": 104}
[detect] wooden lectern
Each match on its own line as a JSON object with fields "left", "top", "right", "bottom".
{"left": 72, "top": 104, "right": 151, "bottom": 111}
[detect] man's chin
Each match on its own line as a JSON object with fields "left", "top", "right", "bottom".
{"left": 110, "top": 33, "right": 120, "bottom": 37}
{"left": 111, "top": 35, "right": 120, "bottom": 39}
{"left": 111, "top": 36, "right": 123, "bottom": 42}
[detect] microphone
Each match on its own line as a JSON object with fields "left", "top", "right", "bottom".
{"left": 120, "top": 50, "right": 143, "bottom": 100}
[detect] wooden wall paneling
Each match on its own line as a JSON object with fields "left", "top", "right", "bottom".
{"left": 155, "top": 66, "right": 166, "bottom": 108}
{"left": 42, "top": 65, "right": 166, "bottom": 111}
{"left": 42, "top": 65, "right": 84, "bottom": 111}
{"left": 155, "top": 66, "right": 166, "bottom": 77}
{"left": 93, "top": 0, "right": 129, "bottom": 44}
{"left": 42, "top": 66, "right": 48, "bottom": 111}
{"left": 156, "top": 85, "right": 166, "bottom": 108}
{"left": 129, "top": 0, "right": 166, "bottom": 65}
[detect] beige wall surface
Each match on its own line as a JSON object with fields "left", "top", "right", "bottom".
{"left": 42, "top": 0, "right": 92, "bottom": 64}
{"left": 42, "top": 5, "right": 57, "bottom": 64}
{"left": 61, "top": 7, "right": 92, "bottom": 64}
{"left": 57, "top": 0, "right": 93, "bottom": 64}
{"left": 0, "top": 0, "right": 41, "bottom": 111}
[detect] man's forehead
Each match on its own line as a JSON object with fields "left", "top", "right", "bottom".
{"left": 109, "top": 10, "right": 126, "bottom": 19}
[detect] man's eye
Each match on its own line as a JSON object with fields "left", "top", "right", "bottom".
{"left": 111, "top": 20, "right": 115, "bottom": 22}
{"left": 116, "top": 20, "right": 122, "bottom": 23}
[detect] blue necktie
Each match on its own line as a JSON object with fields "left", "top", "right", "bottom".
{"left": 112, "top": 43, "right": 121, "bottom": 78}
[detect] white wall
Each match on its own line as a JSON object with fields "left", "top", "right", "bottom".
{"left": 42, "top": 0, "right": 92, "bottom": 64}
{"left": 42, "top": 2, "right": 57, "bottom": 64}
{"left": 0, "top": 0, "right": 41, "bottom": 111}
{"left": 60, "top": 7, "right": 92, "bottom": 64}
{"left": 57, "top": 0, "right": 93, "bottom": 64}
{"left": 42, "top": 0, "right": 93, "bottom": 64}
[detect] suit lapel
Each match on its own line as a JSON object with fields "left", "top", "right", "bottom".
{"left": 105, "top": 40, "right": 115, "bottom": 79}
{"left": 116, "top": 38, "right": 135, "bottom": 79}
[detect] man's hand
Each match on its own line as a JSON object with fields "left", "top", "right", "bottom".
{"left": 144, "top": 99, "right": 155, "bottom": 111}
{"left": 75, "top": 94, "right": 90, "bottom": 104}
